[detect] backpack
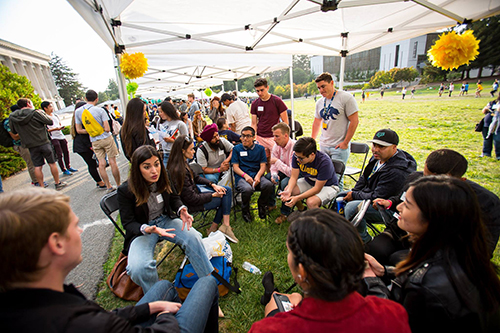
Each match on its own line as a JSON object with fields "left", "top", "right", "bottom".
{"left": 0, "top": 119, "right": 14, "bottom": 147}
{"left": 81, "top": 108, "right": 104, "bottom": 137}
{"left": 196, "top": 141, "right": 231, "bottom": 164}
{"left": 174, "top": 255, "right": 241, "bottom": 300}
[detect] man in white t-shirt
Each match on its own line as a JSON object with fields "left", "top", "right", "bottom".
{"left": 42, "top": 101, "right": 78, "bottom": 176}
{"left": 311, "top": 72, "right": 359, "bottom": 189}
{"left": 75, "top": 90, "right": 120, "bottom": 192}
{"left": 221, "top": 93, "right": 251, "bottom": 135}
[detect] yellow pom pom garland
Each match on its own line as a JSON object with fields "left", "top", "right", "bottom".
{"left": 120, "top": 52, "right": 148, "bottom": 79}
{"left": 427, "top": 30, "right": 479, "bottom": 71}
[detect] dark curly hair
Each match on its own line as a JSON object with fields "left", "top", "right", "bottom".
{"left": 287, "top": 209, "right": 364, "bottom": 302}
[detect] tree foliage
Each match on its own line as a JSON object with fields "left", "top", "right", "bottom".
{"left": 0, "top": 65, "right": 42, "bottom": 119}
{"left": 389, "top": 67, "right": 419, "bottom": 86}
{"left": 49, "top": 53, "right": 86, "bottom": 106}
{"left": 104, "top": 79, "right": 120, "bottom": 100}
{"left": 368, "top": 70, "right": 394, "bottom": 88}
{"left": 421, "top": 61, "right": 448, "bottom": 84}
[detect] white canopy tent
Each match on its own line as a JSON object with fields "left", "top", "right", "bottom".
{"left": 68, "top": 0, "right": 499, "bottom": 124}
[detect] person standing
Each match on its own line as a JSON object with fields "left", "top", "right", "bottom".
{"left": 75, "top": 90, "right": 120, "bottom": 192}
{"left": 438, "top": 82, "right": 445, "bottom": 97}
{"left": 221, "top": 93, "right": 251, "bottom": 135}
{"left": 401, "top": 87, "right": 407, "bottom": 100}
{"left": 70, "top": 101, "right": 106, "bottom": 189}
{"left": 481, "top": 93, "right": 500, "bottom": 159}
{"left": 42, "top": 101, "right": 78, "bottom": 176}
{"left": 187, "top": 93, "right": 200, "bottom": 120}
{"left": 311, "top": 72, "right": 359, "bottom": 190}
{"left": 9, "top": 98, "right": 67, "bottom": 190}
{"left": 491, "top": 79, "right": 499, "bottom": 98}
{"left": 476, "top": 80, "right": 483, "bottom": 98}
{"left": 448, "top": 81, "right": 454, "bottom": 97}
{"left": 250, "top": 78, "right": 288, "bottom": 153}
{"left": 410, "top": 86, "right": 416, "bottom": 98}
{"left": 3, "top": 105, "right": 39, "bottom": 186}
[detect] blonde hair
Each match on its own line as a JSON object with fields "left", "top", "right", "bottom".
{"left": 0, "top": 188, "right": 71, "bottom": 290}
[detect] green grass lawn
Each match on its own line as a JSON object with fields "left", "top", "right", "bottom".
{"left": 96, "top": 88, "right": 500, "bottom": 332}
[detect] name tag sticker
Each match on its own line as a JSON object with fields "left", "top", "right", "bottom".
{"left": 219, "top": 150, "right": 225, "bottom": 155}
{"left": 258, "top": 106, "right": 264, "bottom": 112}
{"left": 240, "top": 151, "right": 248, "bottom": 157}
{"left": 156, "top": 194, "right": 163, "bottom": 203}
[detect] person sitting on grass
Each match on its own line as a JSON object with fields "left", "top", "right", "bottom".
{"left": 249, "top": 209, "right": 411, "bottom": 333}
{"left": 117, "top": 145, "right": 214, "bottom": 293}
{"left": 279, "top": 137, "right": 339, "bottom": 218}
{"left": 363, "top": 176, "right": 500, "bottom": 333}
{"left": 232, "top": 126, "right": 275, "bottom": 223}
{"left": 0, "top": 188, "right": 219, "bottom": 333}
{"left": 196, "top": 123, "right": 233, "bottom": 184}
{"left": 167, "top": 135, "right": 237, "bottom": 243}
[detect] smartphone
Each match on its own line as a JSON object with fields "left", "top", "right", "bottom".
{"left": 273, "top": 293, "right": 293, "bottom": 312}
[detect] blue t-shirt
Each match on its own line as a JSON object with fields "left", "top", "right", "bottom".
{"left": 292, "top": 150, "right": 338, "bottom": 187}
{"left": 231, "top": 143, "right": 267, "bottom": 183}
{"left": 219, "top": 129, "right": 241, "bottom": 144}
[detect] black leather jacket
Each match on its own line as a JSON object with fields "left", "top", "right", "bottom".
{"left": 363, "top": 252, "right": 500, "bottom": 333}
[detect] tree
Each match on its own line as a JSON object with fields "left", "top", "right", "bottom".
{"left": 389, "top": 67, "right": 419, "bottom": 87}
{"left": 368, "top": 70, "right": 394, "bottom": 88}
{"left": 307, "top": 80, "right": 318, "bottom": 95}
{"left": 465, "top": 15, "right": 500, "bottom": 77}
{"left": 420, "top": 61, "right": 447, "bottom": 84}
{"left": 0, "top": 65, "right": 42, "bottom": 119}
{"left": 293, "top": 55, "right": 311, "bottom": 72}
{"left": 49, "top": 53, "right": 86, "bottom": 105}
{"left": 98, "top": 91, "right": 109, "bottom": 102}
{"left": 274, "top": 85, "right": 285, "bottom": 98}
{"left": 104, "top": 79, "right": 120, "bottom": 100}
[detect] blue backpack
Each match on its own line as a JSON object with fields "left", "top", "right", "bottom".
{"left": 174, "top": 255, "right": 241, "bottom": 300}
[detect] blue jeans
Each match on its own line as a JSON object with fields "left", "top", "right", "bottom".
{"left": 0, "top": 176, "right": 3, "bottom": 193}
{"left": 277, "top": 173, "right": 291, "bottom": 215}
{"left": 137, "top": 277, "right": 219, "bottom": 333}
{"left": 127, "top": 215, "right": 214, "bottom": 293}
{"left": 320, "top": 145, "right": 350, "bottom": 191}
{"left": 338, "top": 192, "right": 381, "bottom": 243}
{"left": 236, "top": 176, "right": 274, "bottom": 212}
{"left": 482, "top": 127, "right": 500, "bottom": 158}
{"left": 202, "top": 173, "right": 220, "bottom": 184}
{"left": 199, "top": 185, "right": 232, "bottom": 224}
{"left": 163, "top": 152, "right": 170, "bottom": 168}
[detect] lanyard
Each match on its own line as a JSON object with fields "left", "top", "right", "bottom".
{"left": 323, "top": 90, "right": 337, "bottom": 112}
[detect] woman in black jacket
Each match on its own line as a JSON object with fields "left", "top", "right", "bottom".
{"left": 167, "top": 135, "right": 237, "bottom": 243}
{"left": 120, "top": 98, "right": 156, "bottom": 161}
{"left": 363, "top": 176, "right": 500, "bottom": 332}
{"left": 70, "top": 101, "right": 105, "bottom": 188}
{"left": 117, "top": 145, "right": 213, "bottom": 293}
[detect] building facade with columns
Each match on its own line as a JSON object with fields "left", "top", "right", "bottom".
{"left": 0, "top": 39, "right": 64, "bottom": 109}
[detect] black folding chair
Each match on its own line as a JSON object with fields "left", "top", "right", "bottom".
{"left": 344, "top": 142, "right": 370, "bottom": 182}
{"left": 188, "top": 161, "right": 219, "bottom": 228}
{"left": 99, "top": 190, "right": 177, "bottom": 268}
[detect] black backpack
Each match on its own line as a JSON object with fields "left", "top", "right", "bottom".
{"left": 0, "top": 119, "right": 14, "bottom": 147}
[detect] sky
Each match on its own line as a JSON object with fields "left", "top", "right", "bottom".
{"left": 0, "top": 0, "right": 115, "bottom": 92}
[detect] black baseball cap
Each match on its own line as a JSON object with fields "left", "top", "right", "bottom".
{"left": 368, "top": 128, "right": 399, "bottom": 146}
{"left": 220, "top": 93, "right": 233, "bottom": 102}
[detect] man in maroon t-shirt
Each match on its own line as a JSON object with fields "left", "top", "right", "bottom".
{"left": 251, "top": 78, "right": 288, "bottom": 152}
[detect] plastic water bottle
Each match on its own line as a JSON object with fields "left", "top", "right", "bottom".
{"left": 242, "top": 261, "right": 262, "bottom": 275}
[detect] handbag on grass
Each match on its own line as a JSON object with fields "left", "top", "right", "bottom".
{"left": 107, "top": 252, "right": 144, "bottom": 301}
{"left": 475, "top": 117, "right": 485, "bottom": 132}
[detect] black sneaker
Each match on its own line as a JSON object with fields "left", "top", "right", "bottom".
{"left": 242, "top": 210, "right": 253, "bottom": 223}
{"left": 258, "top": 204, "right": 268, "bottom": 219}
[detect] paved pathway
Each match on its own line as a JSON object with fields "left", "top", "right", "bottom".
{"left": 2, "top": 136, "right": 129, "bottom": 299}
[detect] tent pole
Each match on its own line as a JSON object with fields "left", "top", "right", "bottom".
{"left": 115, "top": 53, "right": 129, "bottom": 114}
{"left": 289, "top": 66, "right": 296, "bottom": 138}
{"left": 235, "top": 80, "right": 239, "bottom": 93}
{"left": 339, "top": 32, "right": 349, "bottom": 91}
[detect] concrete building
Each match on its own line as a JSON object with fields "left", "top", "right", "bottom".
{"left": 0, "top": 39, "right": 64, "bottom": 109}
{"left": 379, "top": 33, "right": 439, "bottom": 72}
{"left": 311, "top": 33, "right": 441, "bottom": 79}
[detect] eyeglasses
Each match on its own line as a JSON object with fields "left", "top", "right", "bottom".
{"left": 241, "top": 134, "right": 254, "bottom": 139}
{"left": 294, "top": 153, "right": 307, "bottom": 161}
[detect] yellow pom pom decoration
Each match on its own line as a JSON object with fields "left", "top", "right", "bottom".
{"left": 120, "top": 52, "right": 148, "bottom": 79}
{"left": 427, "top": 30, "right": 480, "bottom": 71}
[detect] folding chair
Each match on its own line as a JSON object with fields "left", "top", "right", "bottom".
{"left": 344, "top": 142, "right": 370, "bottom": 182}
{"left": 326, "top": 159, "right": 346, "bottom": 210}
{"left": 188, "top": 161, "right": 218, "bottom": 228}
{"left": 229, "top": 163, "right": 264, "bottom": 220}
{"left": 99, "top": 190, "right": 177, "bottom": 268}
